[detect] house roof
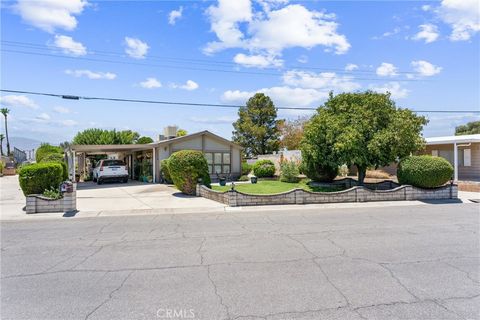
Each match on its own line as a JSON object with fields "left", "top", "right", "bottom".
{"left": 69, "top": 130, "right": 241, "bottom": 153}
{"left": 425, "top": 134, "right": 480, "bottom": 145}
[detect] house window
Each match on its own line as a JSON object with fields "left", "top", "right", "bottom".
{"left": 204, "top": 152, "right": 231, "bottom": 174}
{"left": 463, "top": 149, "right": 471, "bottom": 166}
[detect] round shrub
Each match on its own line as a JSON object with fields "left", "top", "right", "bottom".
{"left": 18, "top": 162, "right": 63, "bottom": 196}
{"left": 241, "top": 162, "right": 252, "bottom": 176}
{"left": 302, "top": 161, "right": 338, "bottom": 182}
{"left": 35, "top": 143, "right": 63, "bottom": 163}
{"left": 397, "top": 155, "right": 453, "bottom": 188}
{"left": 280, "top": 160, "right": 300, "bottom": 183}
{"left": 252, "top": 159, "right": 276, "bottom": 178}
{"left": 39, "top": 153, "right": 68, "bottom": 180}
{"left": 168, "top": 150, "right": 211, "bottom": 195}
{"left": 160, "top": 158, "right": 172, "bottom": 183}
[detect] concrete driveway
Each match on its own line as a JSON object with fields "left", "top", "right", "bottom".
{"left": 76, "top": 181, "right": 225, "bottom": 214}
{"left": 1, "top": 203, "right": 479, "bottom": 320}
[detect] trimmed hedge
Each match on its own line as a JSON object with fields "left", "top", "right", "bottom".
{"left": 160, "top": 158, "right": 172, "bottom": 183}
{"left": 302, "top": 161, "right": 338, "bottom": 182}
{"left": 397, "top": 155, "right": 453, "bottom": 188}
{"left": 252, "top": 159, "right": 275, "bottom": 178}
{"left": 18, "top": 162, "right": 63, "bottom": 196}
{"left": 168, "top": 150, "right": 211, "bottom": 195}
{"left": 39, "top": 153, "right": 68, "bottom": 181}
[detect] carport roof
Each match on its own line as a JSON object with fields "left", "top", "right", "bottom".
{"left": 69, "top": 144, "right": 154, "bottom": 153}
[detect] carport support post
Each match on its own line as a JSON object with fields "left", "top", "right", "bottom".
{"left": 72, "top": 151, "right": 76, "bottom": 181}
{"left": 152, "top": 147, "right": 156, "bottom": 183}
{"left": 453, "top": 142, "right": 458, "bottom": 181}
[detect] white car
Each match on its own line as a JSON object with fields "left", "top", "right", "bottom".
{"left": 93, "top": 159, "right": 128, "bottom": 184}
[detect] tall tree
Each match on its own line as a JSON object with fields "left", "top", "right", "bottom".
{"left": 137, "top": 136, "right": 154, "bottom": 144}
{"left": 1, "top": 108, "right": 10, "bottom": 156}
{"left": 301, "top": 91, "right": 428, "bottom": 185}
{"left": 279, "top": 117, "right": 309, "bottom": 150}
{"left": 455, "top": 121, "right": 480, "bottom": 135}
{"left": 232, "top": 93, "right": 282, "bottom": 157}
{"left": 0, "top": 133, "right": 4, "bottom": 156}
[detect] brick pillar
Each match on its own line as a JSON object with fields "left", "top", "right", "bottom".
{"left": 63, "top": 184, "right": 77, "bottom": 212}
{"left": 26, "top": 196, "right": 36, "bottom": 214}
{"left": 228, "top": 190, "right": 237, "bottom": 207}
{"left": 196, "top": 184, "right": 201, "bottom": 197}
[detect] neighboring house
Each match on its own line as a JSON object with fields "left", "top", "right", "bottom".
{"left": 423, "top": 134, "right": 480, "bottom": 181}
{"left": 67, "top": 130, "right": 242, "bottom": 183}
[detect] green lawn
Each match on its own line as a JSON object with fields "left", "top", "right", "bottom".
{"left": 212, "top": 180, "right": 344, "bottom": 195}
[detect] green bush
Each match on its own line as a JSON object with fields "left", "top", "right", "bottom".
{"left": 280, "top": 160, "right": 300, "bottom": 183}
{"left": 168, "top": 150, "right": 211, "bottom": 195}
{"left": 18, "top": 162, "right": 63, "bottom": 196}
{"left": 39, "top": 153, "right": 68, "bottom": 180}
{"left": 397, "top": 155, "right": 453, "bottom": 188}
{"left": 241, "top": 162, "right": 252, "bottom": 175}
{"left": 302, "top": 161, "right": 338, "bottom": 182}
{"left": 160, "top": 158, "right": 172, "bottom": 183}
{"left": 35, "top": 143, "right": 63, "bottom": 163}
{"left": 252, "top": 159, "right": 276, "bottom": 178}
{"left": 42, "top": 187, "right": 62, "bottom": 200}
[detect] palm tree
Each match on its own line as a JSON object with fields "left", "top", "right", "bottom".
{"left": 0, "top": 133, "right": 4, "bottom": 156}
{"left": 1, "top": 108, "right": 10, "bottom": 156}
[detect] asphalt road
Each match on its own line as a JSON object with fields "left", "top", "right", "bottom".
{"left": 1, "top": 203, "right": 479, "bottom": 320}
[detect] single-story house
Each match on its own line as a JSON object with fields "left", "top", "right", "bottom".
{"left": 67, "top": 129, "right": 242, "bottom": 183}
{"left": 423, "top": 134, "right": 480, "bottom": 181}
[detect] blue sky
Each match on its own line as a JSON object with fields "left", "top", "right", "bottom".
{"left": 1, "top": 0, "right": 479, "bottom": 145}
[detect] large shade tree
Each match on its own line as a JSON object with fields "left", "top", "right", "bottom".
{"left": 73, "top": 129, "right": 140, "bottom": 145}
{"left": 301, "top": 91, "right": 428, "bottom": 185}
{"left": 455, "top": 121, "right": 480, "bottom": 135}
{"left": 232, "top": 93, "right": 282, "bottom": 157}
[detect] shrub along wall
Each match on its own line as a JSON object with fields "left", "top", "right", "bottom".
{"left": 18, "top": 162, "right": 63, "bottom": 196}
{"left": 197, "top": 183, "right": 457, "bottom": 207}
{"left": 398, "top": 155, "right": 453, "bottom": 188}
{"left": 168, "top": 150, "right": 211, "bottom": 195}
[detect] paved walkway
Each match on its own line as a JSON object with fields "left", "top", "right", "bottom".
{"left": 1, "top": 203, "right": 479, "bottom": 319}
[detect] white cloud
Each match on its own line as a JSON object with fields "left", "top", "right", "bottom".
{"left": 168, "top": 6, "right": 183, "bottom": 25}
{"left": 412, "top": 24, "right": 439, "bottom": 43}
{"left": 65, "top": 69, "right": 116, "bottom": 80}
{"left": 139, "top": 77, "right": 162, "bottom": 89}
{"left": 53, "top": 106, "right": 71, "bottom": 114}
{"left": 233, "top": 53, "right": 283, "bottom": 68}
{"left": 14, "top": 0, "right": 88, "bottom": 33}
{"left": 53, "top": 35, "right": 87, "bottom": 56}
{"left": 411, "top": 60, "right": 442, "bottom": 76}
{"left": 345, "top": 63, "right": 358, "bottom": 71}
{"left": 60, "top": 119, "right": 77, "bottom": 127}
{"left": 205, "top": 1, "right": 350, "bottom": 67}
{"left": 438, "top": 0, "right": 480, "bottom": 41}
{"left": 171, "top": 80, "right": 199, "bottom": 91}
{"left": 124, "top": 37, "right": 149, "bottom": 59}
{"left": 297, "top": 55, "right": 308, "bottom": 64}
{"left": 0, "top": 95, "right": 38, "bottom": 109}
{"left": 190, "top": 116, "right": 236, "bottom": 124}
{"left": 370, "top": 82, "right": 409, "bottom": 99}
{"left": 376, "top": 62, "right": 398, "bottom": 77}
{"left": 421, "top": 5, "right": 432, "bottom": 11}
{"left": 36, "top": 113, "right": 51, "bottom": 121}
{"left": 282, "top": 70, "right": 361, "bottom": 92}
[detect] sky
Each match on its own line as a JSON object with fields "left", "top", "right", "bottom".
{"left": 1, "top": 0, "right": 479, "bottom": 145}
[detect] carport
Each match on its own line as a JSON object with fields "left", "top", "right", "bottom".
{"left": 66, "top": 144, "right": 157, "bottom": 183}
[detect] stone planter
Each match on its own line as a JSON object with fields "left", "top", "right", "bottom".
{"left": 26, "top": 184, "right": 77, "bottom": 214}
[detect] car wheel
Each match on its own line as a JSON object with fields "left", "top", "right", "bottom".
{"left": 97, "top": 178, "right": 103, "bottom": 185}
{"left": 123, "top": 178, "right": 128, "bottom": 183}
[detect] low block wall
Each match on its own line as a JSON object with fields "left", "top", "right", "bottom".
{"left": 26, "top": 184, "right": 77, "bottom": 214}
{"left": 197, "top": 184, "right": 458, "bottom": 207}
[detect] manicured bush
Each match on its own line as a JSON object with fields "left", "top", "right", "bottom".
{"left": 302, "top": 161, "right": 338, "bottom": 182}
{"left": 35, "top": 143, "right": 63, "bottom": 163}
{"left": 39, "top": 153, "right": 68, "bottom": 180}
{"left": 160, "top": 158, "right": 172, "bottom": 183}
{"left": 280, "top": 160, "right": 300, "bottom": 183}
{"left": 18, "top": 162, "right": 63, "bottom": 196}
{"left": 252, "top": 159, "right": 275, "bottom": 178}
{"left": 397, "top": 155, "right": 453, "bottom": 188}
{"left": 241, "top": 162, "right": 252, "bottom": 175}
{"left": 168, "top": 150, "right": 211, "bottom": 195}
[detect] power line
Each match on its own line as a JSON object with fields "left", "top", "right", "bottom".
{"left": 1, "top": 89, "right": 478, "bottom": 113}
{"left": 1, "top": 39, "right": 421, "bottom": 76}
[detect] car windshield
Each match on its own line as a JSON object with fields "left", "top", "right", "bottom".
{"left": 102, "top": 160, "right": 125, "bottom": 166}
